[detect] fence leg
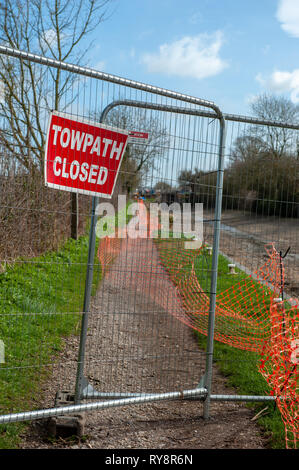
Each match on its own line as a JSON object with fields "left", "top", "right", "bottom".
{"left": 75, "top": 195, "right": 99, "bottom": 404}
{"left": 203, "top": 117, "right": 226, "bottom": 419}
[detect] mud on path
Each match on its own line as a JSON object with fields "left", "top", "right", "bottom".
{"left": 20, "top": 236, "right": 267, "bottom": 449}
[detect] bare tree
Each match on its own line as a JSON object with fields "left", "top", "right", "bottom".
{"left": 229, "top": 135, "right": 267, "bottom": 164}
{"left": 0, "top": 0, "right": 113, "bottom": 238}
{"left": 250, "top": 93, "right": 299, "bottom": 158}
{"left": 97, "top": 106, "right": 169, "bottom": 195}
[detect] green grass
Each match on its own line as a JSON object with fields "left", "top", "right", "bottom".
{"left": 155, "top": 238, "right": 288, "bottom": 449}
{"left": 0, "top": 233, "right": 102, "bottom": 448}
{"left": 0, "top": 200, "right": 134, "bottom": 449}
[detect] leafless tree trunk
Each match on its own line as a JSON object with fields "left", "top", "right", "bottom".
{"left": 0, "top": 0, "right": 112, "bottom": 238}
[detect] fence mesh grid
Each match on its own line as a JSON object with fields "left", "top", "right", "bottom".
{"left": 0, "top": 52, "right": 218, "bottom": 420}
{"left": 0, "top": 48, "right": 297, "bottom": 449}
{"left": 81, "top": 106, "right": 221, "bottom": 398}
{"left": 207, "top": 116, "right": 299, "bottom": 448}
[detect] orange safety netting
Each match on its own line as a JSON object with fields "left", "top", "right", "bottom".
{"left": 156, "top": 240, "right": 282, "bottom": 352}
{"left": 259, "top": 300, "right": 298, "bottom": 449}
{"left": 97, "top": 234, "right": 123, "bottom": 276}
{"left": 96, "top": 200, "right": 298, "bottom": 448}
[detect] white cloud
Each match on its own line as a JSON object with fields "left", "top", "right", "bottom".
{"left": 256, "top": 69, "right": 299, "bottom": 103}
{"left": 141, "top": 31, "right": 228, "bottom": 80}
{"left": 245, "top": 93, "right": 260, "bottom": 106}
{"left": 41, "top": 29, "right": 58, "bottom": 50}
{"left": 276, "top": 0, "right": 299, "bottom": 37}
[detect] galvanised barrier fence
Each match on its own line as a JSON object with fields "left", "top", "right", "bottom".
{"left": 0, "top": 46, "right": 297, "bottom": 448}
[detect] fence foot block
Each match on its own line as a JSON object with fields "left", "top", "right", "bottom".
{"left": 47, "top": 391, "right": 85, "bottom": 439}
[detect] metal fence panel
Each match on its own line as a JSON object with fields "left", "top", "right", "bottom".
{"left": 0, "top": 47, "right": 224, "bottom": 425}
{"left": 209, "top": 113, "right": 299, "bottom": 449}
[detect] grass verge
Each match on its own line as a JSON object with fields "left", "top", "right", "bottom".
{"left": 0, "top": 199, "right": 134, "bottom": 449}
{"left": 0, "top": 233, "right": 102, "bottom": 448}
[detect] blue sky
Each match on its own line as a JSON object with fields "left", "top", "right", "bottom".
{"left": 84, "top": 0, "right": 299, "bottom": 116}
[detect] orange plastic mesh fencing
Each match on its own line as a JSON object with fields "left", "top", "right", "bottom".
{"left": 96, "top": 201, "right": 298, "bottom": 448}
{"left": 97, "top": 231, "right": 123, "bottom": 276}
{"left": 156, "top": 240, "right": 285, "bottom": 352}
{"left": 260, "top": 300, "right": 298, "bottom": 449}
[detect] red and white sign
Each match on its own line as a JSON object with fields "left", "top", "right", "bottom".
{"left": 44, "top": 111, "right": 129, "bottom": 198}
{"left": 128, "top": 131, "right": 149, "bottom": 144}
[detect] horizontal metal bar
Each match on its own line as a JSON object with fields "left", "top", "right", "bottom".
{"left": 101, "top": 99, "right": 219, "bottom": 120}
{"left": 82, "top": 392, "right": 150, "bottom": 399}
{"left": 210, "top": 394, "right": 276, "bottom": 402}
{"left": 223, "top": 112, "right": 299, "bottom": 130}
{"left": 80, "top": 378, "right": 155, "bottom": 399}
{"left": 1, "top": 47, "right": 297, "bottom": 131}
{"left": 0, "top": 46, "right": 219, "bottom": 113}
{"left": 82, "top": 389, "right": 207, "bottom": 400}
{"left": 103, "top": 100, "right": 299, "bottom": 130}
{"left": 0, "top": 388, "right": 207, "bottom": 425}
{"left": 82, "top": 391, "right": 179, "bottom": 399}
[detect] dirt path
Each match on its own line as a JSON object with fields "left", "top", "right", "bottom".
{"left": 20, "top": 236, "right": 267, "bottom": 449}
{"left": 203, "top": 210, "right": 299, "bottom": 299}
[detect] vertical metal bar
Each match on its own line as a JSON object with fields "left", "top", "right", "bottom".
{"left": 74, "top": 106, "right": 112, "bottom": 404}
{"left": 203, "top": 116, "right": 226, "bottom": 419}
{"left": 71, "top": 193, "right": 79, "bottom": 240}
{"left": 74, "top": 194, "right": 99, "bottom": 404}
